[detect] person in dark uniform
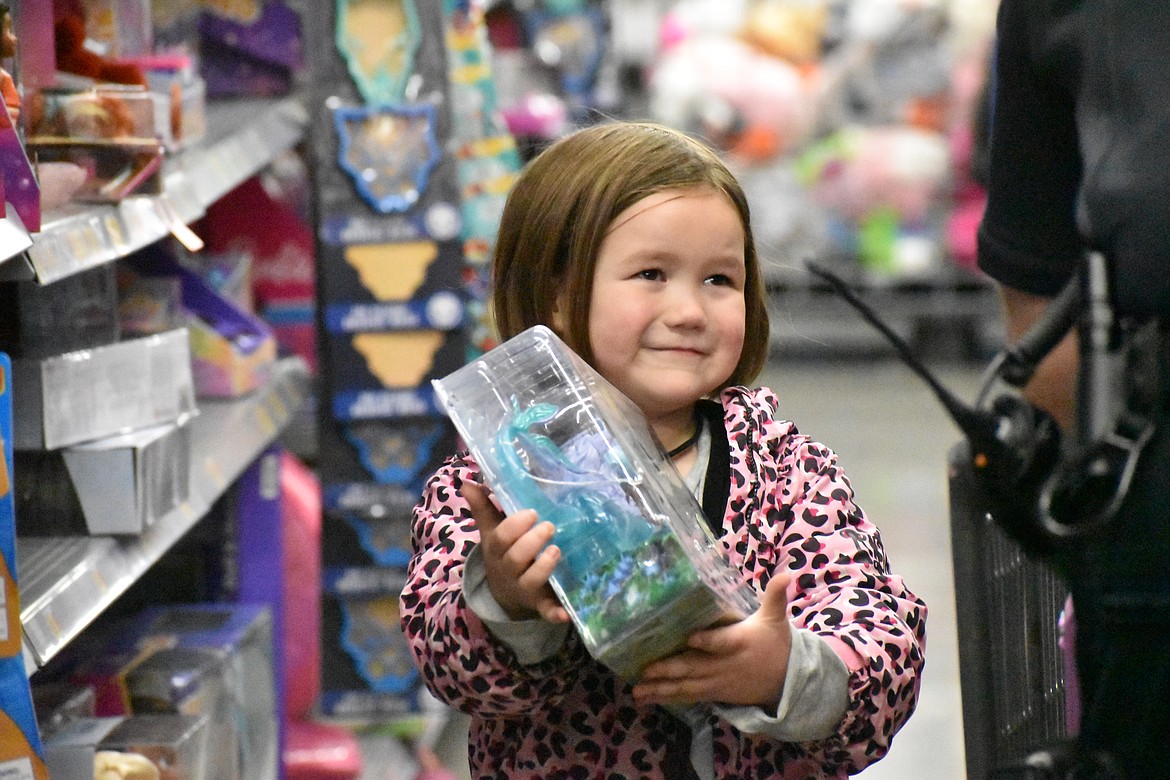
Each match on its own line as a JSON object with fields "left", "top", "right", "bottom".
{"left": 978, "top": 1, "right": 1170, "bottom": 777}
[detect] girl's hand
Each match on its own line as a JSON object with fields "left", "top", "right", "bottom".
{"left": 631, "top": 572, "right": 793, "bottom": 709}
{"left": 461, "top": 481, "right": 570, "bottom": 624}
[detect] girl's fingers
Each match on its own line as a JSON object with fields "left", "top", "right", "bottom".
{"left": 460, "top": 482, "right": 502, "bottom": 535}
{"left": 632, "top": 678, "right": 703, "bottom": 706}
{"left": 464, "top": 483, "right": 535, "bottom": 550}
{"left": 518, "top": 542, "right": 560, "bottom": 586}
{"left": 462, "top": 481, "right": 557, "bottom": 568}
{"left": 460, "top": 479, "right": 566, "bottom": 621}
{"left": 506, "top": 519, "right": 555, "bottom": 564}
{"left": 538, "top": 601, "right": 570, "bottom": 624}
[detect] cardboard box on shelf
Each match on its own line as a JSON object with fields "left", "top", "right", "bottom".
{"left": 11, "top": 328, "right": 196, "bottom": 451}
{"left": 125, "top": 249, "right": 278, "bottom": 398}
{"left": 0, "top": 353, "right": 50, "bottom": 777}
{"left": 11, "top": 419, "right": 189, "bottom": 537}
{"left": 0, "top": 263, "right": 121, "bottom": 360}
{"left": 62, "top": 420, "right": 190, "bottom": 535}
{"left": 43, "top": 714, "right": 209, "bottom": 780}
{"left": 70, "top": 604, "right": 277, "bottom": 780}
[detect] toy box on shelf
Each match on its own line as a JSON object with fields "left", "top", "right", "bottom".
{"left": 0, "top": 352, "right": 50, "bottom": 778}
{"left": 198, "top": 0, "right": 303, "bottom": 99}
{"left": 0, "top": 89, "right": 40, "bottom": 233}
{"left": 61, "top": 418, "right": 189, "bottom": 536}
{"left": 201, "top": 172, "right": 318, "bottom": 373}
{"left": 124, "top": 247, "right": 278, "bottom": 398}
{"left": 42, "top": 713, "right": 209, "bottom": 780}
{"left": 433, "top": 326, "right": 758, "bottom": 679}
{"left": 11, "top": 418, "right": 190, "bottom": 536}
{"left": 26, "top": 85, "right": 168, "bottom": 203}
{"left": 125, "top": 54, "right": 208, "bottom": 150}
{"left": 0, "top": 263, "right": 120, "bottom": 360}
{"left": 69, "top": 603, "right": 276, "bottom": 780}
{"left": 10, "top": 327, "right": 195, "bottom": 451}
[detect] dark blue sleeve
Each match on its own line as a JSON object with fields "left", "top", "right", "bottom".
{"left": 976, "top": 0, "right": 1084, "bottom": 297}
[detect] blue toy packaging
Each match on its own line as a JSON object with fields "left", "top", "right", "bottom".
{"left": 433, "top": 326, "right": 758, "bottom": 679}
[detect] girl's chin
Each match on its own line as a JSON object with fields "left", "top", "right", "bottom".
{"left": 626, "top": 387, "right": 706, "bottom": 417}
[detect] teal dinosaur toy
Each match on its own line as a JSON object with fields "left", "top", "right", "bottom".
{"left": 492, "top": 401, "right": 697, "bottom": 642}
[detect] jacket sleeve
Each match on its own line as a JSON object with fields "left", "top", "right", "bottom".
{"left": 727, "top": 388, "right": 927, "bottom": 773}
{"left": 777, "top": 434, "right": 926, "bottom": 772}
{"left": 398, "top": 455, "right": 592, "bottom": 718}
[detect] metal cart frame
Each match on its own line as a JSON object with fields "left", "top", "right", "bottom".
{"left": 949, "top": 440, "right": 1071, "bottom": 779}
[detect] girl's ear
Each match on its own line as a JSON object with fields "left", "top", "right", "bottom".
{"left": 550, "top": 285, "right": 569, "bottom": 334}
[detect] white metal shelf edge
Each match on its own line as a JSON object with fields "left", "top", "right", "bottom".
{"left": 18, "top": 356, "right": 309, "bottom": 671}
{"left": 0, "top": 210, "right": 33, "bottom": 267}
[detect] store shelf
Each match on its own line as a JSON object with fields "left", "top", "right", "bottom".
{"left": 24, "top": 96, "right": 309, "bottom": 286}
{"left": 0, "top": 203, "right": 33, "bottom": 279}
{"left": 766, "top": 261, "right": 1004, "bottom": 360}
{"left": 17, "top": 356, "right": 310, "bottom": 674}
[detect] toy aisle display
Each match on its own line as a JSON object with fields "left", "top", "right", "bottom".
{"left": 302, "top": 0, "right": 467, "bottom": 725}
{"left": 626, "top": 0, "right": 997, "bottom": 281}
{"left": 302, "top": 1, "right": 519, "bottom": 745}
{"left": 0, "top": 0, "right": 347, "bottom": 778}
{"left": 596, "top": 0, "right": 1001, "bottom": 356}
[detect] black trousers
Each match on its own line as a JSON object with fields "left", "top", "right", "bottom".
{"left": 1059, "top": 403, "right": 1170, "bottom": 778}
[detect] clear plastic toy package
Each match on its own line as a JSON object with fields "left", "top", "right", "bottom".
{"left": 433, "top": 325, "right": 758, "bottom": 680}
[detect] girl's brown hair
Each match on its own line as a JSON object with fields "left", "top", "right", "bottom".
{"left": 491, "top": 121, "right": 770, "bottom": 388}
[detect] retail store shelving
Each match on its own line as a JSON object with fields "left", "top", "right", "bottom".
{"left": 17, "top": 356, "right": 309, "bottom": 674}
{"left": 0, "top": 212, "right": 33, "bottom": 278}
{"left": 22, "top": 96, "right": 308, "bottom": 286}
{"left": 7, "top": 94, "right": 313, "bottom": 676}
{"left": 766, "top": 261, "right": 1003, "bottom": 360}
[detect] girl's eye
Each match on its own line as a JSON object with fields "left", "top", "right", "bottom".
{"left": 636, "top": 268, "right": 663, "bottom": 281}
{"left": 706, "top": 273, "right": 734, "bottom": 287}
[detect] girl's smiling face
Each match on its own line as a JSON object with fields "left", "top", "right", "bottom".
{"left": 585, "top": 187, "right": 747, "bottom": 429}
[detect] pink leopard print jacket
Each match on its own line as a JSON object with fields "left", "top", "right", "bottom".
{"left": 400, "top": 386, "right": 926, "bottom": 779}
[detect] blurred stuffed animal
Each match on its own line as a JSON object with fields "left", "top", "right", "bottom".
{"left": 93, "top": 751, "right": 160, "bottom": 780}
{"left": 798, "top": 124, "right": 949, "bottom": 223}
{"left": 54, "top": 14, "right": 146, "bottom": 86}
{"left": 648, "top": 34, "right": 817, "bottom": 162}
{"left": 797, "top": 124, "right": 951, "bottom": 274}
{"left": 741, "top": 0, "right": 830, "bottom": 65}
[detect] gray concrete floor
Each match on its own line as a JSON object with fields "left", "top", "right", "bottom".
{"left": 761, "top": 358, "right": 984, "bottom": 779}
{"left": 362, "top": 356, "right": 986, "bottom": 780}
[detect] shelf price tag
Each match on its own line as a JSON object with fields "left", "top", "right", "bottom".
{"left": 156, "top": 196, "right": 205, "bottom": 253}
{"left": 103, "top": 212, "right": 127, "bottom": 252}
{"left": 204, "top": 456, "right": 227, "bottom": 490}
{"left": 255, "top": 404, "right": 276, "bottom": 437}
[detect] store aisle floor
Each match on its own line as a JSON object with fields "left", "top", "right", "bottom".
{"left": 760, "top": 357, "right": 984, "bottom": 779}
{"left": 373, "top": 356, "right": 985, "bottom": 780}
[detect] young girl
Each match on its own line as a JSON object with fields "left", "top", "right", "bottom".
{"left": 400, "top": 122, "right": 926, "bottom": 779}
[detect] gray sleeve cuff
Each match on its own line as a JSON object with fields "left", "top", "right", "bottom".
{"left": 714, "top": 626, "right": 849, "bottom": 742}
{"left": 463, "top": 544, "right": 571, "bottom": 666}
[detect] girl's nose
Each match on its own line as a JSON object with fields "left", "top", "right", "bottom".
{"left": 662, "top": 283, "right": 706, "bottom": 327}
